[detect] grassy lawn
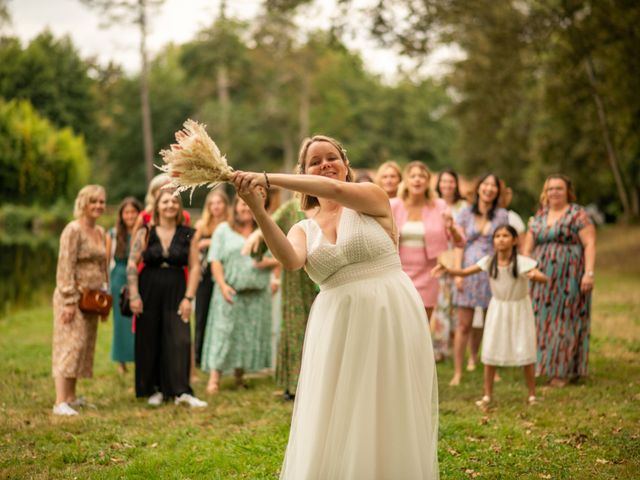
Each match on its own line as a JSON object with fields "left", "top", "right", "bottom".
{"left": 1, "top": 225, "right": 639, "bottom": 479}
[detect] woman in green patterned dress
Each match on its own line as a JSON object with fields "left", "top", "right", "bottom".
{"left": 246, "top": 198, "right": 318, "bottom": 400}
{"left": 106, "top": 197, "right": 142, "bottom": 374}
{"left": 201, "top": 194, "right": 279, "bottom": 394}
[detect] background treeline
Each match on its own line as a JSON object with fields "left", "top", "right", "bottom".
{"left": 0, "top": 0, "right": 639, "bottom": 220}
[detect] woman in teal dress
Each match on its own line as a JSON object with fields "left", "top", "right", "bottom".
{"left": 106, "top": 197, "right": 142, "bottom": 373}
{"left": 201, "top": 194, "right": 278, "bottom": 394}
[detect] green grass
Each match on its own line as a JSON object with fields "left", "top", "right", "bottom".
{"left": 1, "top": 227, "right": 639, "bottom": 479}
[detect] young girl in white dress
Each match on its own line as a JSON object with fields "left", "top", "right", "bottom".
{"left": 434, "top": 224, "right": 547, "bottom": 406}
{"left": 232, "top": 135, "right": 439, "bottom": 479}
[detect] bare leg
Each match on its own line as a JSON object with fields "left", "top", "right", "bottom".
{"left": 524, "top": 364, "right": 536, "bottom": 397}
{"left": 451, "top": 307, "right": 473, "bottom": 385}
{"left": 234, "top": 368, "right": 245, "bottom": 388}
{"left": 206, "top": 370, "right": 220, "bottom": 395}
{"left": 469, "top": 309, "right": 485, "bottom": 368}
{"left": 54, "top": 377, "right": 76, "bottom": 405}
{"left": 483, "top": 365, "right": 496, "bottom": 399}
{"left": 426, "top": 307, "right": 434, "bottom": 320}
{"left": 117, "top": 362, "right": 127, "bottom": 374}
{"left": 190, "top": 345, "right": 199, "bottom": 383}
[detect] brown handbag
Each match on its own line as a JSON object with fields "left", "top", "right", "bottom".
{"left": 79, "top": 288, "right": 113, "bottom": 317}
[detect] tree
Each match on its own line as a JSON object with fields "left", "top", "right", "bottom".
{"left": 0, "top": 99, "right": 90, "bottom": 204}
{"left": 367, "top": 0, "right": 640, "bottom": 219}
{"left": 0, "top": 31, "right": 98, "bottom": 143}
{"left": 80, "top": 0, "right": 165, "bottom": 184}
{"left": 94, "top": 45, "right": 194, "bottom": 201}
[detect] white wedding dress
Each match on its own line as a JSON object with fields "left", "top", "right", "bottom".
{"left": 280, "top": 207, "right": 439, "bottom": 480}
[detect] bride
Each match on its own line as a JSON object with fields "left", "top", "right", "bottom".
{"left": 232, "top": 135, "right": 439, "bottom": 480}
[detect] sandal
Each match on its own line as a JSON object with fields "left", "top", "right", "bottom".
{"left": 475, "top": 395, "right": 491, "bottom": 407}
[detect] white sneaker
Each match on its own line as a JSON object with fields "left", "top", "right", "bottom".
{"left": 148, "top": 392, "right": 164, "bottom": 406}
{"left": 175, "top": 393, "right": 207, "bottom": 408}
{"left": 53, "top": 402, "right": 78, "bottom": 416}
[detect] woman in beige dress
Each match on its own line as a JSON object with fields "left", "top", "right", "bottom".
{"left": 52, "top": 185, "right": 108, "bottom": 416}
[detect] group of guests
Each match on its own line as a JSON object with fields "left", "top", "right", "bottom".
{"left": 50, "top": 159, "right": 596, "bottom": 415}
{"left": 371, "top": 162, "right": 596, "bottom": 403}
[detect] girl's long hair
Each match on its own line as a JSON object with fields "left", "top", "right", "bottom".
{"left": 115, "top": 197, "right": 142, "bottom": 258}
{"left": 488, "top": 224, "right": 519, "bottom": 279}
{"left": 471, "top": 173, "right": 501, "bottom": 220}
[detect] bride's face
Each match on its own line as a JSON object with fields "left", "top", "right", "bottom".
{"left": 304, "top": 141, "right": 348, "bottom": 182}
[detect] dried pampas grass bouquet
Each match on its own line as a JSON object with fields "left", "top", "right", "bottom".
{"left": 158, "top": 119, "right": 233, "bottom": 200}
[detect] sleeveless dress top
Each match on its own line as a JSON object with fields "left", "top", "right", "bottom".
{"left": 279, "top": 207, "right": 439, "bottom": 480}
{"left": 400, "top": 220, "right": 426, "bottom": 247}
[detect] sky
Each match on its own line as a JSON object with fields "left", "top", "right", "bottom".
{"left": 6, "top": 0, "right": 459, "bottom": 81}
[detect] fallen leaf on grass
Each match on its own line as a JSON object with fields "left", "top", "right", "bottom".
{"left": 448, "top": 448, "right": 460, "bottom": 457}
{"left": 539, "top": 475, "right": 551, "bottom": 479}
{"left": 479, "top": 416, "right": 490, "bottom": 425}
{"left": 465, "top": 468, "right": 481, "bottom": 477}
{"left": 596, "top": 458, "right": 610, "bottom": 465}
{"left": 150, "top": 442, "right": 158, "bottom": 448}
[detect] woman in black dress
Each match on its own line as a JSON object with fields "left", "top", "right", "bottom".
{"left": 127, "top": 189, "right": 207, "bottom": 408}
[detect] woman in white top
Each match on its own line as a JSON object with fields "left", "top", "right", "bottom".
{"left": 232, "top": 135, "right": 439, "bottom": 479}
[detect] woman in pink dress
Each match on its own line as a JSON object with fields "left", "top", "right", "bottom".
{"left": 391, "top": 162, "right": 465, "bottom": 319}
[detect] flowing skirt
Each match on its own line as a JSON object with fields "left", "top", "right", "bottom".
{"left": 280, "top": 269, "right": 439, "bottom": 479}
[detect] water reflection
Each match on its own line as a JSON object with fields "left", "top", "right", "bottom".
{"left": 0, "top": 232, "right": 58, "bottom": 314}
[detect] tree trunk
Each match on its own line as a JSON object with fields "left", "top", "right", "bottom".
{"left": 584, "top": 54, "right": 631, "bottom": 221}
{"left": 298, "top": 71, "right": 310, "bottom": 142}
{"left": 139, "top": 0, "right": 154, "bottom": 184}
{"left": 217, "top": 63, "right": 230, "bottom": 150}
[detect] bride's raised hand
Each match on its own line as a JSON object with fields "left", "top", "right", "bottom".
{"left": 232, "top": 171, "right": 267, "bottom": 192}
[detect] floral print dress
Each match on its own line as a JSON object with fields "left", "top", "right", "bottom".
{"left": 529, "top": 204, "right": 592, "bottom": 379}
{"left": 452, "top": 206, "right": 508, "bottom": 309}
{"left": 52, "top": 221, "right": 107, "bottom": 378}
{"left": 271, "top": 199, "right": 317, "bottom": 394}
{"left": 200, "top": 223, "right": 272, "bottom": 373}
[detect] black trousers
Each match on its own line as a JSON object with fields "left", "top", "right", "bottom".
{"left": 135, "top": 266, "right": 192, "bottom": 398}
{"left": 194, "top": 267, "right": 214, "bottom": 368}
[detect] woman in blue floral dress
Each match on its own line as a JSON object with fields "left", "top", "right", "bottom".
{"left": 451, "top": 174, "right": 507, "bottom": 385}
{"left": 523, "top": 175, "right": 596, "bottom": 387}
{"left": 201, "top": 195, "right": 278, "bottom": 394}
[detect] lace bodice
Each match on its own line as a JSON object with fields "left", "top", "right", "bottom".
{"left": 295, "top": 208, "right": 400, "bottom": 289}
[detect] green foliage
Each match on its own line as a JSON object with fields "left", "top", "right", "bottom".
{"left": 0, "top": 99, "right": 90, "bottom": 204}
{"left": 0, "top": 31, "right": 97, "bottom": 142}
{"left": 93, "top": 46, "right": 194, "bottom": 201}
{"left": 0, "top": 202, "right": 71, "bottom": 232}
{"left": 370, "top": 0, "right": 640, "bottom": 219}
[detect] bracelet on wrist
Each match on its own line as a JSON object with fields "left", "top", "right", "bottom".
{"left": 184, "top": 295, "right": 194, "bottom": 302}
{"left": 263, "top": 171, "right": 271, "bottom": 189}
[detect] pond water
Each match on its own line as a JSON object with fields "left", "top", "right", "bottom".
{"left": 0, "top": 232, "right": 58, "bottom": 314}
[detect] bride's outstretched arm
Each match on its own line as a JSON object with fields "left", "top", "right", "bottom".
{"left": 232, "top": 171, "right": 390, "bottom": 218}
{"left": 236, "top": 186, "right": 307, "bottom": 271}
